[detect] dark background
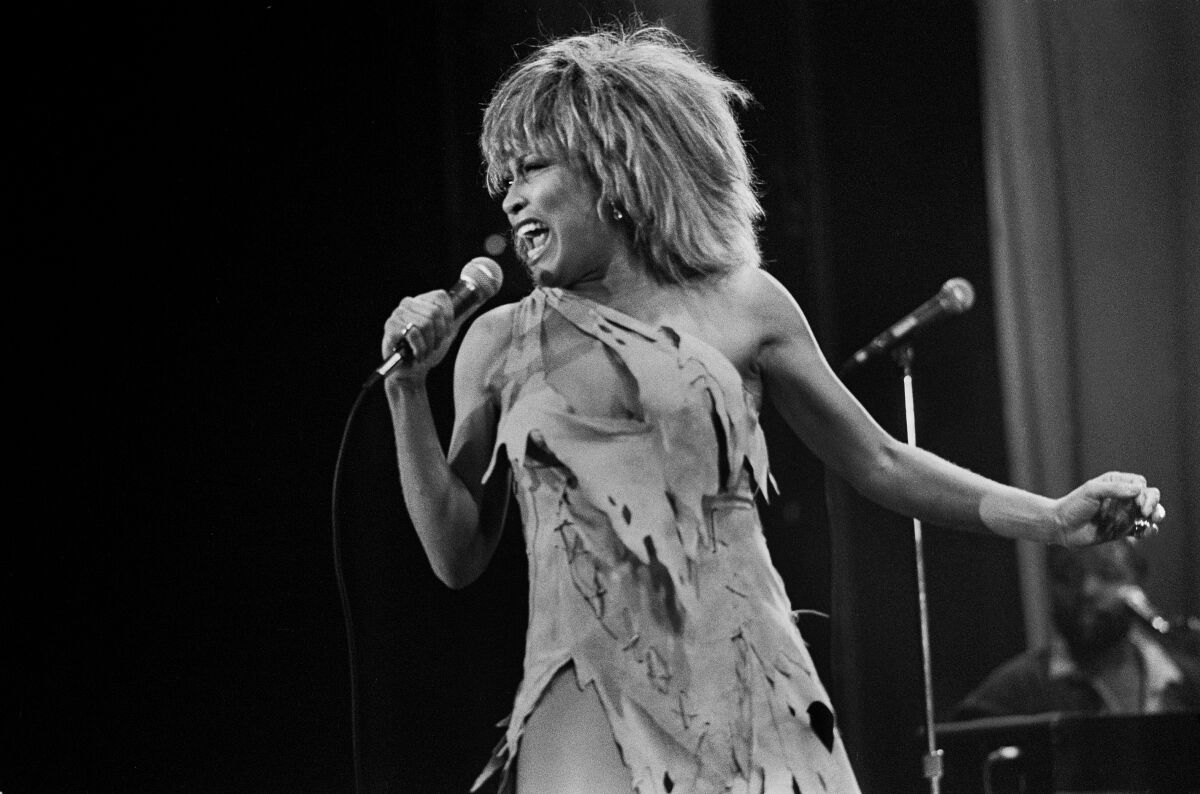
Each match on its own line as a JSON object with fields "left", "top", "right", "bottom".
{"left": 10, "top": 2, "right": 1024, "bottom": 792}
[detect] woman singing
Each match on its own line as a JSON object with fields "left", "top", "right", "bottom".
{"left": 381, "top": 23, "right": 1165, "bottom": 793}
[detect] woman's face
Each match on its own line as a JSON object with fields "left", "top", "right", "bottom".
{"left": 503, "top": 155, "right": 626, "bottom": 289}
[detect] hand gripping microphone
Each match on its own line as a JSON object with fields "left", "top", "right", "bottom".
{"left": 364, "top": 256, "right": 503, "bottom": 388}
{"left": 840, "top": 277, "right": 976, "bottom": 376}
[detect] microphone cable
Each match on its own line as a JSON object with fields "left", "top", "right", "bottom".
{"left": 982, "top": 745, "right": 1023, "bottom": 794}
{"left": 331, "top": 381, "right": 374, "bottom": 794}
{"left": 331, "top": 256, "right": 502, "bottom": 794}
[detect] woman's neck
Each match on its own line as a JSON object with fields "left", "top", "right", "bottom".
{"left": 561, "top": 254, "right": 674, "bottom": 320}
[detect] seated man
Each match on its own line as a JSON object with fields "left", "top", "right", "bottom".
{"left": 952, "top": 541, "right": 1200, "bottom": 719}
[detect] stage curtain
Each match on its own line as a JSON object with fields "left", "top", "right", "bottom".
{"left": 978, "top": 0, "right": 1200, "bottom": 647}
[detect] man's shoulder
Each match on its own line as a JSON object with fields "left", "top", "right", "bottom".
{"left": 948, "top": 646, "right": 1058, "bottom": 721}
{"left": 981, "top": 645, "right": 1053, "bottom": 685}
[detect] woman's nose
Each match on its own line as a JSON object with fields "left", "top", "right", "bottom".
{"left": 502, "top": 183, "right": 526, "bottom": 217}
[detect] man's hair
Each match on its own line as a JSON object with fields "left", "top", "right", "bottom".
{"left": 480, "top": 22, "right": 763, "bottom": 284}
{"left": 1047, "top": 541, "right": 1148, "bottom": 585}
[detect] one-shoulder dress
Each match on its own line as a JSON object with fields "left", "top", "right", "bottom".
{"left": 472, "top": 287, "right": 861, "bottom": 794}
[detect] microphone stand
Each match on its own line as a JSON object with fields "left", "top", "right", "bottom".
{"left": 892, "top": 343, "right": 944, "bottom": 793}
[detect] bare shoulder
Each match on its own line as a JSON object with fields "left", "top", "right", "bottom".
{"left": 460, "top": 301, "right": 517, "bottom": 352}
{"left": 454, "top": 300, "right": 519, "bottom": 395}
{"left": 719, "top": 266, "right": 812, "bottom": 344}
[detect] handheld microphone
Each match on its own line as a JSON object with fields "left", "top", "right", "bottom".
{"left": 364, "top": 256, "right": 503, "bottom": 389}
{"left": 840, "top": 277, "right": 976, "bottom": 375}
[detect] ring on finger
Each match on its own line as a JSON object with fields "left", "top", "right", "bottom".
{"left": 1130, "top": 518, "right": 1158, "bottom": 539}
{"left": 401, "top": 322, "right": 416, "bottom": 337}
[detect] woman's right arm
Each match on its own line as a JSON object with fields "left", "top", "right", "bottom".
{"left": 383, "top": 292, "right": 514, "bottom": 588}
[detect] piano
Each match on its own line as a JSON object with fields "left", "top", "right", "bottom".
{"left": 931, "top": 712, "right": 1200, "bottom": 793}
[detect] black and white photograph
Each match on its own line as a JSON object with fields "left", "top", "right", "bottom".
{"left": 9, "top": 2, "right": 1198, "bottom": 792}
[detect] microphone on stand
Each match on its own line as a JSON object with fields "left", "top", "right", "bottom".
{"left": 364, "top": 256, "right": 503, "bottom": 389}
{"left": 1117, "top": 584, "right": 1174, "bottom": 637}
{"left": 840, "top": 277, "right": 976, "bottom": 376}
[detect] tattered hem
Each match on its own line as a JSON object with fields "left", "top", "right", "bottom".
{"left": 470, "top": 658, "right": 635, "bottom": 794}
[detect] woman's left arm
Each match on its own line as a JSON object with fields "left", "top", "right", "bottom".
{"left": 747, "top": 270, "right": 1163, "bottom": 546}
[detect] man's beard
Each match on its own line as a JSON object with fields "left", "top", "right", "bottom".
{"left": 1054, "top": 601, "right": 1134, "bottom": 663}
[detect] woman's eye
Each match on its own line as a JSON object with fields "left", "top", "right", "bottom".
{"left": 502, "top": 158, "right": 550, "bottom": 189}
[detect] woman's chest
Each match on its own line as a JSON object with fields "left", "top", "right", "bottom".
{"left": 535, "top": 303, "right": 763, "bottom": 420}
{"left": 642, "top": 305, "right": 766, "bottom": 409}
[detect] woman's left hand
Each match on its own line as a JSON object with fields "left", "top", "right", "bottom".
{"left": 1052, "top": 471, "right": 1165, "bottom": 546}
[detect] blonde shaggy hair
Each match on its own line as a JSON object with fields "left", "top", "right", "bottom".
{"left": 480, "top": 23, "right": 763, "bottom": 284}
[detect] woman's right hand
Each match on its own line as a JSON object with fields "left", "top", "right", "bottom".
{"left": 381, "top": 289, "right": 458, "bottom": 384}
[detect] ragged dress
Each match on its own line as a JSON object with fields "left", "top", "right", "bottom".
{"left": 472, "top": 287, "right": 861, "bottom": 794}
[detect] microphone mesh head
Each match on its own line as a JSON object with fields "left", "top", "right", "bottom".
{"left": 941, "top": 277, "right": 976, "bottom": 314}
{"left": 461, "top": 257, "right": 504, "bottom": 300}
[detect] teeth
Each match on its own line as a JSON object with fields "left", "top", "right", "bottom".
{"left": 516, "top": 221, "right": 549, "bottom": 257}
{"left": 516, "top": 220, "right": 547, "bottom": 239}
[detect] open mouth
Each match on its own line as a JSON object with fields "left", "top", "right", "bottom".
{"left": 515, "top": 220, "right": 550, "bottom": 261}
